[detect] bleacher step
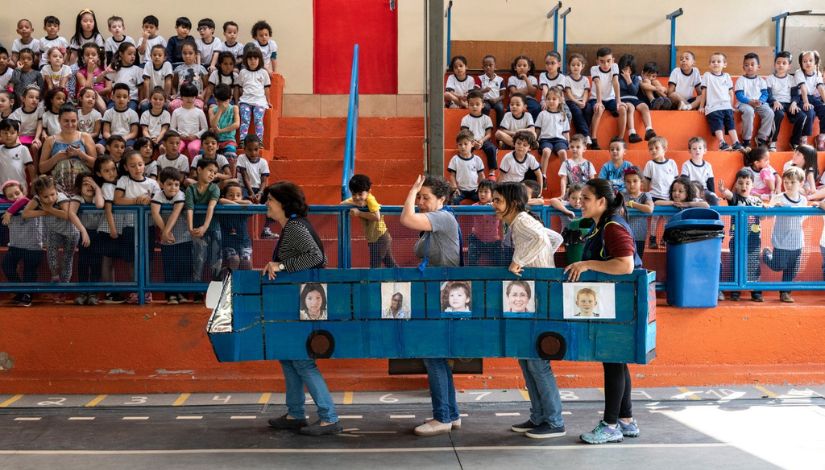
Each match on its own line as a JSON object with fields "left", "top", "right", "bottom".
{"left": 278, "top": 117, "right": 424, "bottom": 138}
{"left": 272, "top": 136, "right": 423, "bottom": 159}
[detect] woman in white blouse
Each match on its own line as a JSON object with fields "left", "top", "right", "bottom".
{"left": 491, "top": 182, "right": 566, "bottom": 440}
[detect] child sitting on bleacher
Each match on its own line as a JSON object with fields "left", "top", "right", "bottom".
{"left": 735, "top": 53, "right": 773, "bottom": 150}
{"left": 654, "top": 176, "right": 710, "bottom": 209}
{"left": 681, "top": 137, "right": 715, "bottom": 199}
{"left": 445, "top": 55, "right": 476, "bottom": 109}
{"left": 495, "top": 93, "right": 535, "bottom": 148}
{"left": 468, "top": 179, "right": 504, "bottom": 266}
{"left": 507, "top": 55, "right": 540, "bottom": 119}
{"left": 782, "top": 144, "right": 818, "bottom": 195}
{"left": 557, "top": 134, "right": 594, "bottom": 198}
{"left": 479, "top": 55, "right": 505, "bottom": 127}
{"left": 539, "top": 51, "right": 569, "bottom": 119}
{"left": 643, "top": 136, "right": 678, "bottom": 249}
{"left": 639, "top": 62, "right": 672, "bottom": 110}
{"left": 461, "top": 90, "right": 497, "bottom": 179}
{"left": 762, "top": 167, "right": 808, "bottom": 303}
{"left": 598, "top": 137, "right": 632, "bottom": 192}
{"left": 589, "top": 47, "right": 626, "bottom": 150}
{"left": 535, "top": 88, "right": 570, "bottom": 177}
{"left": 766, "top": 51, "right": 805, "bottom": 151}
{"left": 794, "top": 50, "right": 825, "bottom": 151}
{"left": 564, "top": 53, "right": 593, "bottom": 147}
{"left": 341, "top": 174, "right": 396, "bottom": 268}
{"left": 498, "top": 130, "right": 542, "bottom": 190}
{"left": 448, "top": 129, "right": 485, "bottom": 205}
{"left": 744, "top": 146, "right": 778, "bottom": 201}
{"left": 621, "top": 166, "right": 654, "bottom": 256}
{"left": 700, "top": 52, "right": 745, "bottom": 151}
{"left": 618, "top": 54, "right": 656, "bottom": 143}
{"left": 668, "top": 50, "right": 702, "bottom": 111}
{"left": 718, "top": 169, "right": 764, "bottom": 302}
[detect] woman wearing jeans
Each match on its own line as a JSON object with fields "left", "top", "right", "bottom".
{"left": 565, "top": 178, "right": 642, "bottom": 444}
{"left": 400, "top": 175, "right": 462, "bottom": 436}
{"left": 262, "top": 181, "right": 341, "bottom": 436}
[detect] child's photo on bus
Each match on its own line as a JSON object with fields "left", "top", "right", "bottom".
{"left": 299, "top": 282, "right": 328, "bottom": 321}
{"left": 440, "top": 281, "right": 472, "bottom": 312}
{"left": 381, "top": 282, "right": 411, "bottom": 319}
{"left": 562, "top": 282, "right": 616, "bottom": 319}
{"left": 502, "top": 280, "right": 535, "bottom": 313}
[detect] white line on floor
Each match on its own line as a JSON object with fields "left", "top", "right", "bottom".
{"left": 389, "top": 414, "right": 415, "bottom": 419}
{"left": 13, "top": 417, "right": 41, "bottom": 421}
{"left": 562, "top": 411, "right": 572, "bottom": 415}
{"left": 175, "top": 416, "right": 203, "bottom": 420}
{"left": 459, "top": 413, "right": 468, "bottom": 417}
{"left": 338, "top": 415, "right": 363, "bottom": 419}
{"left": 352, "top": 431, "right": 399, "bottom": 434}
{"left": 68, "top": 417, "right": 95, "bottom": 421}
{"left": 229, "top": 416, "right": 257, "bottom": 420}
{"left": 122, "top": 417, "right": 149, "bottom": 421}
{"left": 494, "top": 412, "right": 521, "bottom": 417}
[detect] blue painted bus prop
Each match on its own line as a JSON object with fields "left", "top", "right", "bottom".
{"left": 206, "top": 268, "right": 657, "bottom": 364}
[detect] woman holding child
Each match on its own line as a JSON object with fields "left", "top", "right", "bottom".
{"left": 565, "top": 178, "right": 642, "bottom": 444}
{"left": 400, "top": 175, "right": 462, "bottom": 436}
{"left": 39, "top": 104, "right": 96, "bottom": 196}
{"left": 492, "top": 182, "right": 566, "bottom": 439}
{"left": 262, "top": 181, "right": 341, "bottom": 436}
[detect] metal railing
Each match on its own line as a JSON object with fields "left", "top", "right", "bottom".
{"left": 546, "top": 1, "right": 562, "bottom": 53}
{"left": 445, "top": 0, "right": 453, "bottom": 63}
{"left": 341, "top": 43, "right": 360, "bottom": 202}
{"left": 666, "top": 8, "right": 684, "bottom": 72}
{"left": 559, "top": 6, "right": 572, "bottom": 73}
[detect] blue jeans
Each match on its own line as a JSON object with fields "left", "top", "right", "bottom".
{"left": 424, "top": 358, "right": 459, "bottom": 423}
{"left": 518, "top": 359, "right": 564, "bottom": 427}
{"left": 280, "top": 359, "right": 338, "bottom": 423}
{"left": 567, "top": 99, "right": 592, "bottom": 137}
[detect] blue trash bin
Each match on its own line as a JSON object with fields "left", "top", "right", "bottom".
{"left": 663, "top": 208, "right": 724, "bottom": 307}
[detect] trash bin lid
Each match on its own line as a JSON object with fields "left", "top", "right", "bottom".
{"left": 664, "top": 208, "right": 724, "bottom": 231}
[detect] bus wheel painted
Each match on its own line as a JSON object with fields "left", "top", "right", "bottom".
{"left": 536, "top": 332, "right": 565, "bottom": 360}
{"left": 306, "top": 331, "right": 335, "bottom": 359}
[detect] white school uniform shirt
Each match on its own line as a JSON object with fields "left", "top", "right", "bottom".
{"left": 142, "top": 62, "right": 173, "bottom": 91}
{"left": 137, "top": 35, "right": 167, "bottom": 63}
{"left": 252, "top": 39, "right": 278, "bottom": 69}
{"left": 68, "top": 33, "right": 104, "bottom": 53}
{"left": 156, "top": 154, "right": 191, "bottom": 174}
{"left": 447, "top": 154, "right": 485, "bottom": 191}
{"left": 41, "top": 110, "right": 61, "bottom": 136}
{"left": 681, "top": 160, "right": 714, "bottom": 186}
{"left": 590, "top": 63, "right": 620, "bottom": 101}
{"left": 99, "top": 182, "right": 126, "bottom": 234}
{"left": 139, "top": 109, "right": 171, "bottom": 139}
{"left": 0, "top": 68, "right": 14, "bottom": 90}
{"left": 12, "top": 38, "right": 41, "bottom": 55}
{"left": 498, "top": 152, "right": 540, "bottom": 183}
{"left": 734, "top": 75, "right": 767, "bottom": 104}
{"left": 499, "top": 111, "right": 534, "bottom": 132}
{"left": 533, "top": 110, "right": 569, "bottom": 140}
{"left": 196, "top": 37, "right": 224, "bottom": 67}
{"left": 145, "top": 160, "right": 158, "bottom": 178}
{"left": 171, "top": 107, "right": 208, "bottom": 138}
{"left": 539, "top": 71, "right": 566, "bottom": 93}
{"left": 38, "top": 36, "right": 69, "bottom": 66}
{"left": 700, "top": 72, "right": 734, "bottom": 114}
{"left": 104, "top": 36, "right": 136, "bottom": 58}
{"left": 40, "top": 64, "right": 71, "bottom": 88}
{"left": 222, "top": 41, "right": 245, "bottom": 62}
{"left": 115, "top": 175, "right": 160, "bottom": 228}
{"left": 445, "top": 74, "right": 477, "bottom": 97}
{"left": 478, "top": 74, "right": 504, "bottom": 101}
{"left": 208, "top": 69, "right": 238, "bottom": 87}
{"left": 765, "top": 73, "right": 795, "bottom": 104}
{"left": 77, "top": 108, "right": 101, "bottom": 136}
{"left": 106, "top": 65, "right": 145, "bottom": 101}
{"left": 793, "top": 70, "right": 824, "bottom": 97}
{"left": 190, "top": 153, "right": 229, "bottom": 172}
{"left": 564, "top": 75, "right": 590, "bottom": 101}
{"left": 237, "top": 68, "right": 271, "bottom": 108}
{"left": 102, "top": 108, "right": 139, "bottom": 137}
{"left": 507, "top": 74, "right": 538, "bottom": 94}
{"left": 769, "top": 193, "right": 808, "bottom": 250}
{"left": 237, "top": 155, "right": 270, "bottom": 189}
{"left": 0, "top": 144, "right": 33, "bottom": 193}
{"left": 151, "top": 189, "right": 191, "bottom": 244}
{"left": 642, "top": 159, "right": 679, "bottom": 199}
{"left": 8, "top": 106, "right": 43, "bottom": 136}
{"left": 460, "top": 113, "right": 493, "bottom": 141}
{"left": 668, "top": 66, "right": 701, "bottom": 99}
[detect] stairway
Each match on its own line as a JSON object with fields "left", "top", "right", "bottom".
{"left": 268, "top": 117, "right": 425, "bottom": 205}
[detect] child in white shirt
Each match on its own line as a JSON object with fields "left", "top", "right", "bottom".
{"left": 667, "top": 50, "right": 702, "bottom": 110}
{"left": 494, "top": 93, "right": 535, "bottom": 148}
{"left": 700, "top": 52, "right": 745, "bottom": 152}
{"left": 479, "top": 55, "right": 505, "bottom": 126}
{"left": 735, "top": 52, "right": 773, "bottom": 148}
{"left": 448, "top": 130, "right": 485, "bottom": 204}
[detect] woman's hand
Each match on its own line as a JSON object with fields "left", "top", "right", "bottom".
{"left": 564, "top": 260, "right": 591, "bottom": 282}
{"left": 263, "top": 261, "right": 281, "bottom": 280}
{"left": 509, "top": 261, "right": 523, "bottom": 276}
{"left": 409, "top": 174, "right": 426, "bottom": 195}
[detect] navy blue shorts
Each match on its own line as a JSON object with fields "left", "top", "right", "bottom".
{"left": 539, "top": 137, "right": 569, "bottom": 154}
{"left": 706, "top": 109, "right": 735, "bottom": 133}
{"left": 589, "top": 98, "right": 620, "bottom": 117}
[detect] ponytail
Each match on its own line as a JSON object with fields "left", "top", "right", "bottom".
{"left": 585, "top": 178, "right": 625, "bottom": 230}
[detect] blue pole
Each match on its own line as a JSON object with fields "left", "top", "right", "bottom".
{"left": 446, "top": 1, "right": 453, "bottom": 63}
{"left": 547, "top": 2, "right": 562, "bottom": 52}
{"left": 666, "top": 8, "right": 684, "bottom": 72}
{"left": 771, "top": 12, "right": 789, "bottom": 56}
{"left": 560, "top": 7, "right": 571, "bottom": 74}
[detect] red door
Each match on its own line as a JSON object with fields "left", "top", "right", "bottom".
{"left": 313, "top": 0, "right": 398, "bottom": 94}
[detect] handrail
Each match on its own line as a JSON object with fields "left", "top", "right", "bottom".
{"left": 559, "top": 7, "right": 572, "bottom": 73}
{"left": 341, "top": 43, "right": 360, "bottom": 202}
{"left": 445, "top": 0, "right": 453, "bottom": 64}
{"left": 771, "top": 10, "right": 813, "bottom": 55}
{"left": 665, "top": 8, "right": 684, "bottom": 72}
{"left": 546, "top": 1, "right": 562, "bottom": 52}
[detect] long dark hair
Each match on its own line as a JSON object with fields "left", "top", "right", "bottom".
{"left": 584, "top": 178, "right": 625, "bottom": 230}
{"left": 71, "top": 9, "right": 101, "bottom": 48}
{"left": 494, "top": 182, "right": 541, "bottom": 222}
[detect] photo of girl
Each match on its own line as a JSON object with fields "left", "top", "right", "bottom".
{"left": 440, "top": 281, "right": 472, "bottom": 312}
{"left": 381, "top": 282, "right": 411, "bottom": 319}
{"left": 299, "top": 282, "right": 327, "bottom": 321}
{"left": 503, "top": 280, "right": 536, "bottom": 313}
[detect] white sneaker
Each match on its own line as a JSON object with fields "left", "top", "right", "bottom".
{"left": 585, "top": 136, "right": 592, "bottom": 145}
{"left": 414, "top": 419, "right": 453, "bottom": 436}
{"left": 680, "top": 102, "right": 692, "bottom": 111}
{"left": 452, "top": 418, "right": 462, "bottom": 430}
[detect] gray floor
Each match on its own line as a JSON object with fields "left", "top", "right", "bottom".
{"left": 0, "top": 392, "right": 824, "bottom": 470}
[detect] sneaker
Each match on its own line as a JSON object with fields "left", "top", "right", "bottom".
{"left": 86, "top": 294, "right": 99, "bottom": 306}
{"left": 644, "top": 128, "right": 657, "bottom": 141}
{"left": 178, "top": 294, "right": 191, "bottom": 304}
{"left": 126, "top": 293, "right": 139, "bottom": 304}
{"left": 144, "top": 293, "right": 152, "bottom": 304}
{"left": 17, "top": 294, "right": 32, "bottom": 307}
{"left": 74, "top": 293, "right": 88, "bottom": 305}
{"left": 729, "top": 292, "right": 741, "bottom": 301}
{"left": 719, "top": 142, "right": 732, "bottom": 151}
{"left": 413, "top": 419, "right": 453, "bottom": 436}
{"left": 648, "top": 236, "right": 658, "bottom": 250}
{"left": 103, "top": 293, "right": 126, "bottom": 304}
{"left": 452, "top": 418, "right": 462, "bottom": 430}
{"left": 618, "top": 418, "right": 640, "bottom": 438}
{"left": 268, "top": 414, "right": 308, "bottom": 430}
{"left": 511, "top": 419, "right": 539, "bottom": 433}
{"left": 590, "top": 139, "right": 601, "bottom": 150}
{"left": 167, "top": 294, "right": 179, "bottom": 305}
{"left": 751, "top": 292, "right": 764, "bottom": 302}
{"left": 780, "top": 292, "right": 794, "bottom": 303}
{"left": 628, "top": 132, "right": 643, "bottom": 144}
{"left": 586, "top": 136, "right": 593, "bottom": 145}
{"left": 580, "top": 421, "right": 624, "bottom": 444}
{"left": 299, "top": 420, "right": 342, "bottom": 436}
{"left": 679, "top": 102, "right": 692, "bottom": 111}
{"left": 768, "top": 141, "right": 777, "bottom": 152}
{"left": 731, "top": 142, "right": 746, "bottom": 152}
{"left": 525, "top": 423, "right": 566, "bottom": 439}
{"left": 718, "top": 291, "right": 726, "bottom": 301}
{"left": 260, "top": 227, "right": 278, "bottom": 239}
{"left": 761, "top": 248, "right": 773, "bottom": 265}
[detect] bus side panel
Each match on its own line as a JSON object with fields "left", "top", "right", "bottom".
{"left": 401, "top": 320, "right": 450, "bottom": 357}
{"left": 264, "top": 322, "right": 314, "bottom": 360}
{"left": 450, "top": 319, "right": 502, "bottom": 357}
